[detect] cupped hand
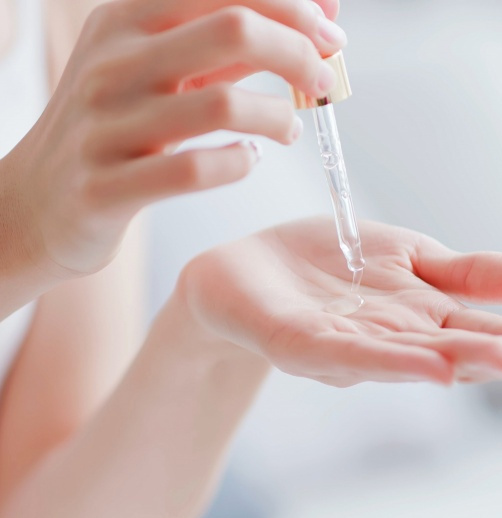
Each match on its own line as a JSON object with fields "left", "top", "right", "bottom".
{"left": 2, "top": 0, "right": 345, "bottom": 277}
{"left": 180, "top": 217, "right": 502, "bottom": 387}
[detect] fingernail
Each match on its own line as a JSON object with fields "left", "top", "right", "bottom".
{"left": 318, "top": 61, "right": 337, "bottom": 93}
{"left": 318, "top": 18, "right": 347, "bottom": 46}
{"left": 240, "top": 139, "right": 263, "bottom": 164}
{"left": 290, "top": 116, "right": 304, "bottom": 142}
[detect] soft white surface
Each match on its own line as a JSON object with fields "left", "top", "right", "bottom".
{"left": 0, "top": 0, "right": 48, "bottom": 158}
{"left": 0, "top": 0, "right": 47, "bottom": 391}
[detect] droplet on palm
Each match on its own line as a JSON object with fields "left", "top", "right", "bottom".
{"left": 325, "top": 268, "right": 365, "bottom": 315}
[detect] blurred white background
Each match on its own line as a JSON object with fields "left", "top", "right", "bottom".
{"left": 146, "top": 1, "right": 502, "bottom": 517}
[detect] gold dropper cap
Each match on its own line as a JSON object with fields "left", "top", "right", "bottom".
{"left": 289, "top": 51, "right": 352, "bottom": 109}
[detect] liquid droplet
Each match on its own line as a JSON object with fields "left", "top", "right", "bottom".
{"left": 350, "top": 267, "right": 364, "bottom": 293}
{"left": 325, "top": 293, "right": 364, "bottom": 316}
{"left": 324, "top": 268, "right": 365, "bottom": 316}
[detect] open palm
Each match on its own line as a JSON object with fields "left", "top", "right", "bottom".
{"left": 183, "top": 217, "right": 502, "bottom": 387}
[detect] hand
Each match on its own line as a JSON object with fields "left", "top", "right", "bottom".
{"left": 178, "top": 217, "right": 502, "bottom": 387}
{"left": 1, "top": 0, "right": 346, "bottom": 277}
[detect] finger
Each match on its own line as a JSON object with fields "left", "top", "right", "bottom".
{"left": 444, "top": 308, "right": 502, "bottom": 336}
{"left": 455, "top": 363, "right": 502, "bottom": 384}
{"left": 90, "top": 140, "right": 261, "bottom": 209}
{"left": 315, "top": 370, "right": 443, "bottom": 388}
{"left": 95, "top": 86, "right": 301, "bottom": 158}
{"left": 143, "top": 8, "right": 340, "bottom": 97}
{"left": 126, "top": 0, "right": 345, "bottom": 57}
{"left": 278, "top": 331, "right": 453, "bottom": 385}
{"left": 412, "top": 236, "right": 502, "bottom": 303}
{"left": 385, "top": 330, "right": 502, "bottom": 371}
{"left": 314, "top": 374, "right": 361, "bottom": 388}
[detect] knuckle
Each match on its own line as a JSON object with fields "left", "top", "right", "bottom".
{"left": 289, "top": 0, "right": 309, "bottom": 27}
{"left": 82, "top": 169, "right": 132, "bottom": 211}
{"left": 86, "top": 2, "right": 119, "bottom": 33}
{"left": 218, "top": 6, "right": 255, "bottom": 48}
{"left": 83, "top": 5, "right": 113, "bottom": 41}
{"left": 81, "top": 2, "right": 129, "bottom": 47}
{"left": 77, "top": 62, "right": 114, "bottom": 109}
{"left": 79, "top": 124, "right": 107, "bottom": 165}
{"left": 204, "top": 84, "right": 237, "bottom": 127}
{"left": 74, "top": 41, "right": 145, "bottom": 109}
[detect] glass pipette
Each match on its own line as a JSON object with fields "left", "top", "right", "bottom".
{"left": 290, "top": 51, "right": 365, "bottom": 310}
{"left": 313, "top": 103, "right": 365, "bottom": 277}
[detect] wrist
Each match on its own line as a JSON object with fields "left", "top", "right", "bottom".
{"left": 0, "top": 154, "right": 67, "bottom": 318}
{"left": 148, "top": 277, "right": 270, "bottom": 376}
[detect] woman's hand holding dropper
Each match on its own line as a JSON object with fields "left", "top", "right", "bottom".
{"left": 0, "top": 0, "right": 346, "bottom": 318}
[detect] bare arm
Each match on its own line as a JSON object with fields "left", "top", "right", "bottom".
{"left": 0, "top": 215, "right": 147, "bottom": 502}
{"left": 0, "top": 2, "right": 147, "bottom": 499}
{"left": 4, "top": 214, "right": 502, "bottom": 516}
{"left": 1, "top": 286, "right": 269, "bottom": 518}
{"left": 0, "top": 0, "right": 338, "bottom": 512}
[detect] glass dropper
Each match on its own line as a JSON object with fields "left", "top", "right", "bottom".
{"left": 290, "top": 51, "right": 365, "bottom": 312}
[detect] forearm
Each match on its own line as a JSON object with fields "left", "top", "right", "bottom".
{"left": 0, "top": 153, "right": 67, "bottom": 320}
{"left": 0, "top": 0, "right": 108, "bottom": 319}
{"left": 1, "top": 290, "right": 269, "bottom": 518}
{"left": 0, "top": 214, "right": 147, "bottom": 498}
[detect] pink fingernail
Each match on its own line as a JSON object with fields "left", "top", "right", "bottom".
{"left": 240, "top": 139, "right": 263, "bottom": 164}
{"left": 290, "top": 116, "right": 304, "bottom": 142}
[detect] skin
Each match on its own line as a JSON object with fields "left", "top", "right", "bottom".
{"left": 4, "top": 218, "right": 502, "bottom": 517}
{"left": 2, "top": 0, "right": 502, "bottom": 516}
{"left": 0, "top": 0, "right": 347, "bottom": 319}
{"left": 182, "top": 217, "right": 502, "bottom": 386}
{"left": 0, "top": 0, "right": 346, "bottom": 510}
